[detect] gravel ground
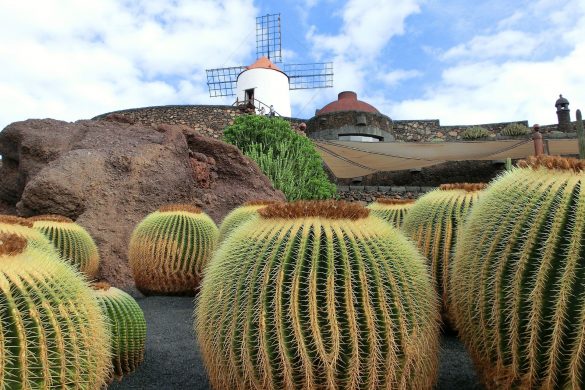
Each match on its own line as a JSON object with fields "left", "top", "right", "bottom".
{"left": 109, "top": 296, "right": 483, "bottom": 389}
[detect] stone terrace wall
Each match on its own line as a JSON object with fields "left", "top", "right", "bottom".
{"left": 392, "top": 119, "right": 531, "bottom": 142}
{"left": 336, "top": 185, "right": 431, "bottom": 203}
{"left": 94, "top": 105, "right": 307, "bottom": 139}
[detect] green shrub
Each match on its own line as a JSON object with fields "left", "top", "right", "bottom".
{"left": 223, "top": 115, "right": 336, "bottom": 200}
{"left": 461, "top": 126, "right": 490, "bottom": 140}
{"left": 501, "top": 123, "right": 530, "bottom": 136}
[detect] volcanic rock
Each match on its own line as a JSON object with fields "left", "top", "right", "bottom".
{"left": 0, "top": 118, "right": 285, "bottom": 287}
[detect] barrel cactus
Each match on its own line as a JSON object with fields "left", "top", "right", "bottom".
{"left": 451, "top": 155, "right": 585, "bottom": 389}
{"left": 29, "top": 214, "right": 100, "bottom": 278}
{"left": 218, "top": 200, "right": 278, "bottom": 242}
{"left": 366, "top": 198, "right": 415, "bottom": 228}
{"left": 402, "top": 183, "right": 486, "bottom": 324}
{"left": 129, "top": 204, "right": 219, "bottom": 295}
{"left": 92, "top": 282, "right": 146, "bottom": 379}
{"left": 0, "top": 231, "right": 111, "bottom": 388}
{"left": 0, "top": 215, "right": 58, "bottom": 256}
{"left": 196, "top": 200, "right": 439, "bottom": 390}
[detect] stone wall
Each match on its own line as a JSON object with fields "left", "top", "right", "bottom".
{"left": 94, "top": 105, "right": 308, "bottom": 139}
{"left": 392, "top": 119, "right": 531, "bottom": 142}
{"left": 305, "top": 110, "right": 393, "bottom": 141}
{"left": 336, "top": 185, "right": 432, "bottom": 203}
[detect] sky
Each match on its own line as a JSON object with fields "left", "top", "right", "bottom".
{"left": 0, "top": 0, "right": 584, "bottom": 132}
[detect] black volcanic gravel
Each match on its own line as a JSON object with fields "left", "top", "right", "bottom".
{"left": 109, "top": 296, "right": 483, "bottom": 389}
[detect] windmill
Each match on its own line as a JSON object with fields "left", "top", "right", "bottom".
{"left": 206, "top": 13, "right": 333, "bottom": 118}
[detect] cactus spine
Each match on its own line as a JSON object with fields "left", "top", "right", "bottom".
{"left": 92, "top": 282, "right": 146, "bottom": 379}
{"left": 451, "top": 156, "right": 585, "bottom": 389}
{"left": 366, "top": 198, "right": 415, "bottom": 228}
{"left": 196, "top": 200, "right": 439, "bottom": 390}
{"left": 0, "top": 232, "right": 111, "bottom": 388}
{"left": 129, "top": 204, "right": 219, "bottom": 295}
{"left": 402, "top": 183, "right": 486, "bottom": 324}
{"left": 218, "top": 200, "right": 278, "bottom": 242}
{"left": 29, "top": 214, "right": 100, "bottom": 278}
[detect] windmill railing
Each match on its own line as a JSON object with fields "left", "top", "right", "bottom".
{"left": 233, "top": 97, "right": 283, "bottom": 117}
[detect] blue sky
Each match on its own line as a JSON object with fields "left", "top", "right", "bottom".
{"left": 0, "top": 0, "right": 584, "bottom": 131}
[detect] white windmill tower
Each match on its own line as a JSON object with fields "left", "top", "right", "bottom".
{"left": 206, "top": 14, "right": 333, "bottom": 117}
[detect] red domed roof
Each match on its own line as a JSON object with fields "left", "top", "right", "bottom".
{"left": 246, "top": 56, "right": 282, "bottom": 71}
{"left": 316, "top": 91, "right": 379, "bottom": 115}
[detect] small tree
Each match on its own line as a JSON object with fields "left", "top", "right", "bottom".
{"left": 223, "top": 115, "right": 336, "bottom": 200}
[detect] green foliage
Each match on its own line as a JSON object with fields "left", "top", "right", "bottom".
{"left": 93, "top": 283, "right": 146, "bottom": 379}
{"left": 450, "top": 157, "right": 585, "bottom": 389}
{"left": 0, "top": 232, "right": 112, "bottom": 388}
{"left": 196, "top": 201, "right": 439, "bottom": 390}
{"left": 501, "top": 123, "right": 530, "bottom": 136}
{"left": 461, "top": 126, "right": 490, "bottom": 140}
{"left": 128, "top": 204, "right": 218, "bottom": 295}
{"left": 223, "top": 115, "right": 336, "bottom": 200}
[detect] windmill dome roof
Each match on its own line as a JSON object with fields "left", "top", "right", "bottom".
{"left": 246, "top": 56, "right": 282, "bottom": 72}
{"left": 316, "top": 91, "right": 379, "bottom": 115}
{"left": 555, "top": 94, "right": 569, "bottom": 106}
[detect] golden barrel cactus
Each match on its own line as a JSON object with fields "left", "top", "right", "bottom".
{"left": 129, "top": 204, "right": 219, "bottom": 295}
{"left": 218, "top": 200, "right": 278, "bottom": 242}
{"left": 29, "top": 214, "right": 100, "bottom": 278}
{"left": 196, "top": 200, "right": 439, "bottom": 390}
{"left": 0, "top": 215, "right": 58, "bottom": 256}
{"left": 402, "top": 183, "right": 486, "bottom": 323}
{"left": 0, "top": 231, "right": 111, "bottom": 388}
{"left": 451, "top": 156, "right": 585, "bottom": 389}
{"left": 92, "top": 282, "right": 147, "bottom": 379}
{"left": 366, "top": 198, "right": 415, "bottom": 228}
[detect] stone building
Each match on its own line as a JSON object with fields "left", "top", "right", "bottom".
{"left": 304, "top": 91, "right": 394, "bottom": 142}
{"left": 555, "top": 94, "right": 571, "bottom": 132}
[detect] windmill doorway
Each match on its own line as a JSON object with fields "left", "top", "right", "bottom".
{"left": 245, "top": 88, "right": 255, "bottom": 107}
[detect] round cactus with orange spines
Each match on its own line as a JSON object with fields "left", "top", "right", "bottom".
{"left": 451, "top": 155, "right": 585, "bottom": 389}
{"left": 0, "top": 214, "right": 58, "bottom": 256}
{"left": 218, "top": 200, "right": 279, "bottom": 242}
{"left": 29, "top": 214, "right": 100, "bottom": 278}
{"left": 196, "top": 200, "right": 439, "bottom": 390}
{"left": 0, "top": 231, "right": 111, "bottom": 388}
{"left": 92, "top": 282, "right": 146, "bottom": 379}
{"left": 129, "top": 204, "right": 218, "bottom": 295}
{"left": 366, "top": 198, "right": 415, "bottom": 228}
{"left": 402, "top": 183, "right": 486, "bottom": 325}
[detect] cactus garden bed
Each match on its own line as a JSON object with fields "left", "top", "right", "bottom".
{"left": 108, "top": 296, "right": 483, "bottom": 390}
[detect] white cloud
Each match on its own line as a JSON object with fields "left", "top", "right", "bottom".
{"left": 379, "top": 69, "right": 422, "bottom": 87}
{"left": 0, "top": 0, "right": 257, "bottom": 130}
{"left": 441, "top": 30, "right": 542, "bottom": 60}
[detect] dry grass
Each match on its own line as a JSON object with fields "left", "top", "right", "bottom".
{"left": 439, "top": 183, "right": 488, "bottom": 192}
{"left": 259, "top": 200, "right": 370, "bottom": 220}
{"left": 0, "top": 232, "right": 27, "bottom": 256}
{"left": 92, "top": 281, "right": 112, "bottom": 291}
{"left": 518, "top": 155, "right": 585, "bottom": 172}
{"left": 28, "top": 214, "right": 74, "bottom": 223}
{"left": 0, "top": 215, "right": 33, "bottom": 227}
{"left": 158, "top": 204, "right": 202, "bottom": 214}
{"left": 374, "top": 198, "right": 416, "bottom": 205}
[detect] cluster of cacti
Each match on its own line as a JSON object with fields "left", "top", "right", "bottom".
{"left": 218, "top": 200, "right": 278, "bottom": 242}
{"left": 129, "top": 204, "right": 218, "bottom": 295}
{"left": 196, "top": 200, "right": 439, "bottom": 390}
{"left": 92, "top": 282, "right": 146, "bottom": 379}
{"left": 0, "top": 231, "right": 111, "bottom": 388}
{"left": 0, "top": 215, "right": 59, "bottom": 256}
{"left": 451, "top": 155, "right": 585, "bottom": 389}
{"left": 366, "top": 198, "right": 415, "bottom": 228}
{"left": 29, "top": 214, "right": 100, "bottom": 278}
{"left": 501, "top": 123, "right": 530, "bottom": 136}
{"left": 461, "top": 126, "right": 490, "bottom": 140}
{"left": 402, "top": 183, "right": 486, "bottom": 324}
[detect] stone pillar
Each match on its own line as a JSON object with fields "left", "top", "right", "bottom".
{"left": 555, "top": 94, "right": 571, "bottom": 132}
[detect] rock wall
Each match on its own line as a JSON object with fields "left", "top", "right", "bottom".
{"left": 392, "top": 120, "right": 532, "bottom": 142}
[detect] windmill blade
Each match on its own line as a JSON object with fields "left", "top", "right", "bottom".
{"left": 206, "top": 66, "right": 246, "bottom": 97}
{"left": 256, "top": 13, "right": 282, "bottom": 63}
{"left": 284, "top": 62, "right": 334, "bottom": 90}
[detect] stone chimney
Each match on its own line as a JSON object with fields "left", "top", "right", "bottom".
{"left": 555, "top": 94, "right": 571, "bottom": 132}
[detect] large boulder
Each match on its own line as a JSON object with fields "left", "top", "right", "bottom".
{"left": 0, "top": 118, "right": 285, "bottom": 287}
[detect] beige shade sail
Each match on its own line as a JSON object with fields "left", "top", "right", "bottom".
{"left": 314, "top": 139, "right": 578, "bottom": 178}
